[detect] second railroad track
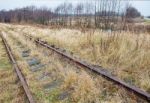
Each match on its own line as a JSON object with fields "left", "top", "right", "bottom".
{"left": 0, "top": 33, "right": 35, "bottom": 103}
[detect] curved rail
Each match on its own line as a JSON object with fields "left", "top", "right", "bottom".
{"left": 0, "top": 33, "right": 35, "bottom": 103}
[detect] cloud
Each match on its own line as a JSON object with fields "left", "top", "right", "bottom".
{"left": 0, "top": 0, "right": 149, "bottom": 16}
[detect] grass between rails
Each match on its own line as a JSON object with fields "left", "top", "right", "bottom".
{"left": 0, "top": 36, "right": 25, "bottom": 103}
{"left": 3, "top": 31, "right": 48, "bottom": 103}
{"left": 11, "top": 24, "right": 150, "bottom": 93}
{"left": 6, "top": 27, "right": 102, "bottom": 103}
{"left": 3, "top": 26, "right": 148, "bottom": 103}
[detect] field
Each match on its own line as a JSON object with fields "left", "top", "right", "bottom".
{"left": 0, "top": 23, "right": 149, "bottom": 103}
{"left": 0, "top": 0, "right": 150, "bottom": 102}
{"left": 12, "top": 24, "right": 150, "bottom": 91}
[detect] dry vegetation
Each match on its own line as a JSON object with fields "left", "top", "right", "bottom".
{"left": 9, "top": 24, "right": 150, "bottom": 93}
{"left": 0, "top": 0, "right": 149, "bottom": 102}
{"left": 0, "top": 34, "right": 25, "bottom": 103}
{"left": 0, "top": 24, "right": 148, "bottom": 102}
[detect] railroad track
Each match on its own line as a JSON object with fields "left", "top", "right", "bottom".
{"left": 0, "top": 33, "right": 35, "bottom": 103}
{"left": 24, "top": 34, "right": 150, "bottom": 102}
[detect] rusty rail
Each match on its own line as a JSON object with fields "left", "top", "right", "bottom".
{"left": 24, "top": 34, "right": 150, "bottom": 102}
{"left": 0, "top": 34, "right": 35, "bottom": 103}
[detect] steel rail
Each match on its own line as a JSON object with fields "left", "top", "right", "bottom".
{"left": 0, "top": 34, "right": 35, "bottom": 103}
{"left": 24, "top": 34, "right": 150, "bottom": 102}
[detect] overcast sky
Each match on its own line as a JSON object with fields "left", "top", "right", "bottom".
{"left": 0, "top": 0, "right": 149, "bottom": 16}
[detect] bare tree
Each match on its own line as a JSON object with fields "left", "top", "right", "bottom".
{"left": 75, "top": 3, "right": 84, "bottom": 27}
{"left": 0, "top": 0, "right": 133, "bottom": 31}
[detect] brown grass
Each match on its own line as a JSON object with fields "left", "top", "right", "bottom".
{"left": 1, "top": 24, "right": 149, "bottom": 103}
{"left": 0, "top": 36, "right": 25, "bottom": 103}
{"left": 15, "top": 25, "right": 150, "bottom": 92}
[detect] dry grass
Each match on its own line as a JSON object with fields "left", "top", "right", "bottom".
{"left": 72, "top": 71, "right": 100, "bottom": 103}
{"left": 15, "top": 25, "right": 150, "bottom": 92}
{"left": 1, "top": 24, "right": 149, "bottom": 103}
{"left": 0, "top": 36, "right": 25, "bottom": 103}
{"left": 3, "top": 31, "right": 48, "bottom": 103}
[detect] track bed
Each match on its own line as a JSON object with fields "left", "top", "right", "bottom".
{"left": 0, "top": 36, "right": 26, "bottom": 103}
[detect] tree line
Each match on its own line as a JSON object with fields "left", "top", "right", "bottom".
{"left": 0, "top": 0, "right": 141, "bottom": 30}
{"left": 0, "top": 6, "right": 53, "bottom": 25}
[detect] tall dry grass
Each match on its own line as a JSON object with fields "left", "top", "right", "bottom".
{"left": 16, "top": 25, "right": 150, "bottom": 92}
{"left": 1, "top": 24, "right": 149, "bottom": 102}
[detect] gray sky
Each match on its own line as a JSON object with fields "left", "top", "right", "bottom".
{"left": 0, "top": 0, "right": 149, "bottom": 16}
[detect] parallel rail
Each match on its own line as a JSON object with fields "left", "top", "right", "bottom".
{"left": 25, "top": 34, "right": 150, "bottom": 102}
{"left": 0, "top": 34, "right": 35, "bottom": 103}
